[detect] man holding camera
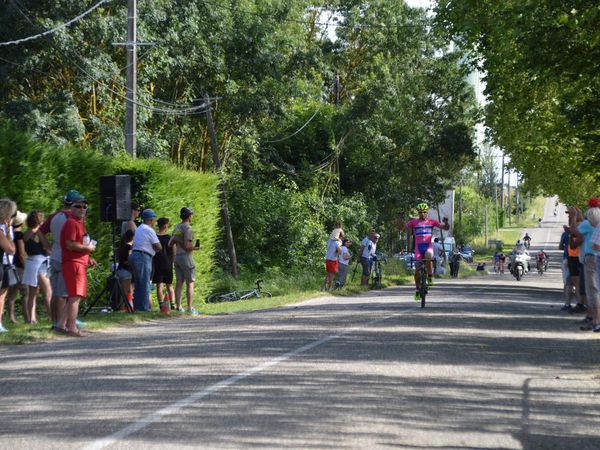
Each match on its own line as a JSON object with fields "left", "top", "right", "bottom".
{"left": 399, "top": 203, "right": 450, "bottom": 301}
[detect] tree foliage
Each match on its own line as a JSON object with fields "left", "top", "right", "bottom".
{"left": 1, "top": 1, "right": 480, "bottom": 268}
{"left": 435, "top": 0, "right": 600, "bottom": 205}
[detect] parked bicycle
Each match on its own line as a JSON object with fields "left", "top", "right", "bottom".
{"left": 371, "top": 254, "right": 383, "bottom": 289}
{"left": 207, "top": 279, "right": 272, "bottom": 303}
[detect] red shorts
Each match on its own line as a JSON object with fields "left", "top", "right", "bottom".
{"left": 326, "top": 259, "right": 339, "bottom": 273}
{"left": 62, "top": 261, "right": 87, "bottom": 298}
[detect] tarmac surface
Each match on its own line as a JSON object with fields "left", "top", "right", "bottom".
{"left": 1, "top": 198, "right": 599, "bottom": 449}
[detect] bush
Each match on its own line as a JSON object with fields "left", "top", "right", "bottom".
{"left": 0, "top": 124, "right": 219, "bottom": 301}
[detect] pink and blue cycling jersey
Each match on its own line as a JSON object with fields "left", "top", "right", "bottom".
{"left": 407, "top": 218, "right": 442, "bottom": 260}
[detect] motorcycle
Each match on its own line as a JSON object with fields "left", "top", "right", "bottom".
{"left": 510, "top": 252, "right": 530, "bottom": 281}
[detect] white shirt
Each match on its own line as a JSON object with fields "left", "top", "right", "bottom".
{"left": 433, "top": 241, "right": 442, "bottom": 261}
{"left": 132, "top": 223, "right": 160, "bottom": 256}
{"left": 0, "top": 224, "right": 13, "bottom": 264}
{"left": 360, "top": 237, "right": 376, "bottom": 259}
{"left": 339, "top": 245, "right": 351, "bottom": 266}
{"left": 49, "top": 211, "right": 68, "bottom": 263}
{"left": 325, "top": 239, "right": 341, "bottom": 261}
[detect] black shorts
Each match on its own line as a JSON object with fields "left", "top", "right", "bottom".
{"left": 152, "top": 264, "right": 173, "bottom": 284}
{"left": 567, "top": 257, "right": 580, "bottom": 277}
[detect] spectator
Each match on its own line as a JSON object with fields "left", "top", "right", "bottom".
{"left": 569, "top": 201, "right": 600, "bottom": 332}
{"left": 153, "top": 217, "right": 174, "bottom": 313}
{"left": 5, "top": 211, "right": 27, "bottom": 323}
{"left": 57, "top": 194, "right": 96, "bottom": 337}
{"left": 130, "top": 209, "right": 161, "bottom": 312}
{"left": 335, "top": 238, "right": 352, "bottom": 288}
{"left": 121, "top": 202, "right": 141, "bottom": 237}
{"left": 0, "top": 199, "right": 17, "bottom": 333}
{"left": 168, "top": 207, "right": 199, "bottom": 315}
{"left": 359, "top": 229, "right": 377, "bottom": 286}
{"left": 40, "top": 189, "right": 81, "bottom": 331}
{"left": 22, "top": 210, "right": 52, "bottom": 325}
{"left": 322, "top": 231, "right": 342, "bottom": 291}
{"left": 116, "top": 229, "right": 135, "bottom": 310}
{"left": 449, "top": 248, "right": 462, "bottom": 278}
{"left": 558, "top": 225, "right": 573, "bottom": 311}
{"left": 433, "top": 237, "right": 442, "bottom": 273}
{"left": 329, "top": 222, "right": 344, "bottom": 241}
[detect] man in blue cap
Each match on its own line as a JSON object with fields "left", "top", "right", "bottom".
{"left": 130, "top": 209, "right": 161, "bottom": 311}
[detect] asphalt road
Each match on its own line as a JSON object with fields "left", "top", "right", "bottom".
{"left": 1, "top": 198, "right": 599, "bottom": 450}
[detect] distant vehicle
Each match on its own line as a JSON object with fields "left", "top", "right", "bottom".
{"left": 393, "top": 252, "right": 415, "bottom": 269}
{"left": 460, "top": 245, "right": 474, "bottom": 263}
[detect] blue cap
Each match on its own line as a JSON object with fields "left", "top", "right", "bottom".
{"left": 141, "top": 209, "right": 157, "bottom": 220}
{"left": 63, "top": 189, "right": 81, "bottom": 204}
{"left": 70, "top": 193, "right": 87, "bottom": 204}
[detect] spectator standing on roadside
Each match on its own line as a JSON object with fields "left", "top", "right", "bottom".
{"left": 22, "top": 210, "right": 52, "bottom": 324}
{"left": 40, "top": 190, "right": 81, "bottom": 331}
{"left": 153, "top": 217, "right": 175, "bottom": 313}
{"left": 0, "top": 199, "right": 17, "bottom": 333}
{"left": 322, "top": 232, "right": 342, "bottom": 291}
{"left": 359, "top": 229, "right": 377, "bottom": 286}
{"left": 169, "top": 207, "right": 199, "bottom": 315}
{"left": 559, "top": 225, "right": 573, "bottom": 310}
{"left": 449, "top": 248, "right": 462, "bottom": 278}
{"left": 5, "top": 211, "right": 27, "bottom": 323}
{"left": 130, "top": 209, "right": 161, "bottom": 312}
{"left": 121, "top": 202, "right": 141, "bottom": 237}
{"left": 432, "top": 237, "right": 442, "bottom": 272}
{"left": 58, "top": 194, "right": 96, "bottom": 337}
{"left": 116, "top": 229, "right": 134, "bottom": 310}
{"left": 335, "top": 238, "right": 352, "bottom": 288}
{"left": 569, "top": 200, "right": 600, "bottom": 332}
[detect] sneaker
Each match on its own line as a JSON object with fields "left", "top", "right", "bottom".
{"left": 178, "top": 307, "right": 185, "bottom": 313}
{"left": 593, "top": 325, "right": 600, "bottom": 333}
{"left": 0, "top": 324, "right": 7, "bottom": 333}
{"left": 189, "top": 308, "right": 199, "bottom": 316}
{"left": 570, "top": 304, "right": 587, "bottom": 314}
{"left": 427, "top": 278, "right": 433, "bottom": 287}
{"left": 414, "top": 291, "right": 420, "bottom": 301}
{"left": 560, "top": 304, "right": 573, "bottom": 312}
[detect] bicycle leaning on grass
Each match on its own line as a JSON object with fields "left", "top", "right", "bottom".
{"left": 206, "top": 279, "right": 272, "bottom": 303}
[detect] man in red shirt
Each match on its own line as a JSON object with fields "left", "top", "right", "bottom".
{"left": 57, "top": 193, "right": 96, "bottom": 337}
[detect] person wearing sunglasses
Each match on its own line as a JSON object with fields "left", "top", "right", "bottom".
{"left": 57, "top": 194, "right": 96, "bottom": 337}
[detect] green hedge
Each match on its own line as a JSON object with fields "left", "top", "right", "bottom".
{"left": 0, "top": 124, "right": 220, "bottom": 301}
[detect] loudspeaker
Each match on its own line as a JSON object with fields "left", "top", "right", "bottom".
{"left": 99, "top": 175, "right": 131, "bottom": 222}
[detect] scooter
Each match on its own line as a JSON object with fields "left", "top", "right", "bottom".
{"left": 510, "top": 252, "right": 530, "bottom": 281}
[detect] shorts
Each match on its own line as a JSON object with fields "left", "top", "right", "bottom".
{"left": 23, "top": 255, "right": 49, "bottom": 287}
{"left": 174, "top": 253, "right": 195, "bottom": 284}
{"left": 152, "top": 265, "right": 173, "bottom": 284}
{"left": 360, "top": 257, "right": 371, "bottom": 276}
{"left": 325, "top": 259, "right": 339, "bottom": 274}
{"left": 567, "top": 257, "right": 580, "bottom": 277}
{"left": 50, "top": 259, "right": 68, "bottom": 298}
{"left": 62, "top": 260, "right": 87, "bottom": 298}
{"left": 415, "top": 244, "right": 433, "bottom": 261}
{"left": 116, "top": 268, "right": 133, "bottom": 281}
{"left": 584, "top": 255, "right": 599, "bottom": 308}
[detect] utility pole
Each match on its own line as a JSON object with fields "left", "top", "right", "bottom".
{"left": 125, "top": 0, "right": 137, "bottom": 158}
{"left": 500, "top": 154, "right": 505, "bottom": 210}
{"left": 205, "top": 95, "right": 239, "bottom": 278}
{"left": 506, "top": 167, "right": 511, "bottom": 226}
{"left": 333, "top": 74, "right": 341, "bottom": 199}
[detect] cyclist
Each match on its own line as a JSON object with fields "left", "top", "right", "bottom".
{"left": 536, "top": 249, "right": 548, "bottom": 271}
{"left": 523, "top": 233, "right": 532, "bottom": 249}
{"left": 399, "top": 203, "right": 449, "bottom": 301}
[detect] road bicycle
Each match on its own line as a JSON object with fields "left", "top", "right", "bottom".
{"left": 206, "top": 279, "right": 272, "bottom": 303}
{"left": 371, "top": 256, "right": 383, "bottom": 289}
{"left": 415, "top": 258, "right": 432, "bottom": 308}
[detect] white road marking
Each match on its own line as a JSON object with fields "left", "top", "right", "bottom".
{"left": 83, "top": 310, "right": 407, "bottom": 450}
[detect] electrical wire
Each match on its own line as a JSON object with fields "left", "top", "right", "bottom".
{"left": 0, "top": 0, "right": 113, "bottom": 46}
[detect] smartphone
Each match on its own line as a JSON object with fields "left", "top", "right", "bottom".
{"left": 195, "top": 239, "right": 200, "bottom": 248}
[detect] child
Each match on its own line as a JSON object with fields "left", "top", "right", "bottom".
{"left": 329, "top": 222, "right": 344, "bottom": 241}
{"left": 152, "top": 217, "right": 175, "bottom": 314}
{"left": 335, "top": 238, "right": 352, "bottom": 288}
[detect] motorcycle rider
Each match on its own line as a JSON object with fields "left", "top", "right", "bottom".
{"left": 523, "top": 233, "right": 532, "bottom": 249}
{"left": 510, "top": 240, "right": 530, "bottom": 273}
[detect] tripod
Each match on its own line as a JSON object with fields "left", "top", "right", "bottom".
{"left": 83, "top": 203, "right": 133, "bottom": 315}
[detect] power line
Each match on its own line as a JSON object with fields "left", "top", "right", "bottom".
{"left": 0, "top": 0, "right": 114, "bottom": 46}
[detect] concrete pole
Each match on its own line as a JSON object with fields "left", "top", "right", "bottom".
{"left": 125, "top": 0, "right": 137, "bottom": 158}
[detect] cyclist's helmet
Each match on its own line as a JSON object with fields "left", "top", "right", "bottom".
{"left": 416, "top": 202, "right": 429, "bottom": 213}
{"left": 516, "top": 240, "right": 522, "bottom": 245}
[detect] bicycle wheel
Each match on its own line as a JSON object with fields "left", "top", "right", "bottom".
{"left": 419, "top": 270, "right": 427, "bottom": 308}
{"left": 259, "top": 291, "right": 272, "bottom": 298}
{"left": 207, "top": 292, "right": 237, "bottom": 303}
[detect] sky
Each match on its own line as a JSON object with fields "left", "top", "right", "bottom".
{"left": 404, "top": 0, "right": 433, "bottom": 9}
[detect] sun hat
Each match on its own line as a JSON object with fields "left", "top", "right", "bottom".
{"left": 11, "top": 210, "right": 27, "bottom": 228}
